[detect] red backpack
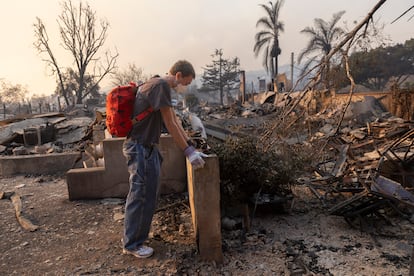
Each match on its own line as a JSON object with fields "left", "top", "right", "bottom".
{"left": 105, "top": 82, "right": 153, "bottom": 137}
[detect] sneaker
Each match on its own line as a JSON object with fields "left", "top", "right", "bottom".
{"left": 122, "top": 245, "right": 154, "bottom": 259}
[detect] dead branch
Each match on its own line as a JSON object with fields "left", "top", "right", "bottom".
{"left": 334, "top": 35, "right": 357, "bottom": 135}
{"left": 303, "top": 0, "right": 387, "bottom": 91}
{"left": 33, "top": 18, "right": 68, "bottom": 106}
{"left": 391, "top": 5, "right": 414, "bottom": 24}
{"left": 260, "top": 0, "right": 388, "bottom": 146}
{"left": 334, "top": 54, "right": 355, "bottom": 135}
{"left": 10, "top": 193, "right": 39, "bottom": 232}
{"left": 325, "top": 0, "right": 387, "bottom": 62}
{"left": 1, "top": 191, "right": 39, "bottom": 232}
{"left": 34, "top": 0, "right": 118, "bottom": 106}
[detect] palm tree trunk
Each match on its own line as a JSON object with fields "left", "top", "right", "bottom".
{"left": 275, "top": 55, "right": 279, "bottom": 78}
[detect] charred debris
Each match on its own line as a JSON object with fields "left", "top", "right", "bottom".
{"left": 1, "top": 86, "right": 414, "bottom": 230}
{"left": 202, "top": 86, "right": 414, "bottom": 230}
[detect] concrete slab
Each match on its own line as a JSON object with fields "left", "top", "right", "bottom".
{"left": 0, "top": 152, "right": 80, "bottom": 176}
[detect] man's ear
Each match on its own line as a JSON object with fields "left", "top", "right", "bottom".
{"left": 176, "top": 72, "right": 183, "bottom": 79}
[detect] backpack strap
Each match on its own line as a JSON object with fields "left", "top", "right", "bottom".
{"left": 130, "top": 81, "right": 153, "bottom": 125}
{"left": 131, "top": 107, "right": 154, "bottom": 125}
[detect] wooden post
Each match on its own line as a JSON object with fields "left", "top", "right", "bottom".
{"left": 239, "top": 70, "right": 246, "bottom": 104}
{"left": 187, "top": 155, "right": 223, "bottom": 263}
{"left": 410, "top": 245, "right": 414, "bottom": 276}
{"left": 57, "top": 96, "right": 62, "bottom": 112}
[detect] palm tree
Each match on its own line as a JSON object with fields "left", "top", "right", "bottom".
{"left": 254, "top": 0, "right": 285, "bottom": 80}
{"left": 298, "top": 11, "right": 345, "bottom": 88}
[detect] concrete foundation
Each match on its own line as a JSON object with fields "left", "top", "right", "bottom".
{"left": 0, "top": 152, "right": 80, "bottom": 176}
{"left": 66, "top": 135, "right": 187, "bottom": 200}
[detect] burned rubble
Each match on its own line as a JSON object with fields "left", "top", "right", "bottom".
{"left": 0, "top": 110, "right": 93, "bottom": 157}
{"left": 197, "top": 89, "right": 414, "bottom": 256}
{"left": 1, "top": 89, "right": 413, "bottom": 227}
{"left": 297, "top": 104, "right": 414, "bottom": 227}
{"left": 1, "top": 88, "right": 414, "bottom": 275}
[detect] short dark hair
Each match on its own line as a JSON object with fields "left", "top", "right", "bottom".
{"left": 169, "top": 60, "right": 195, "bottom": 78}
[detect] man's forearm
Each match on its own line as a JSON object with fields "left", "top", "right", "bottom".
{"left": 167, "top": 122, "right": 188, "bottom": 150}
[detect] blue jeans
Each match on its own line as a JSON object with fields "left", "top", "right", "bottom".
{"left": 122, "top": 139, "right": 162, "bottom": 250}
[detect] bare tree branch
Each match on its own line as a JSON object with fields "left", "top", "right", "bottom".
{"left": 34, "top": 0, "right": 118, "bottom": 107}
{"left": 391, "top": 5, "right": 414, "bottom": 24}
{"left": 334, "top": 40, "right": 356, "bottom": 135}
{"left": 260, "top": 0, "right": 388, "bottom": 145}
{"left": 33, "top": 17, "right": 68, "bottom": 106}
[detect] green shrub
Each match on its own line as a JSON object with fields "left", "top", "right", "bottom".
{"left": 211, "top": 136, "right": 294, "bottom": 206}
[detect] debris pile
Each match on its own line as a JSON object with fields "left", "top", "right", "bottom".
{"left": 294, "top": 102, "right": 414, "bottom": 225}
{"left": 201, "top": 92, "right": 414, "bottom": 229}
{"left": 0, "top": 111, "right": 93, "bottom": 157}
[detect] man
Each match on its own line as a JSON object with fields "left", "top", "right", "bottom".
{"left": 121, "top": 60, "right": 206, "bottom": 258}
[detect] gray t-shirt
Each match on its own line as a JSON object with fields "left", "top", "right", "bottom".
{"left": 128, "top": 77, "right": 172, "bottom": 145}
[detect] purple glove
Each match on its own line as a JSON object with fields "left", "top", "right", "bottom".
{"left": 184, "top": 146, "right": 207, "bottom": 170}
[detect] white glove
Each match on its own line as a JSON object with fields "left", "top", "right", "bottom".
{"left": 184, "top": 146, "right": 208, "bottom": 170}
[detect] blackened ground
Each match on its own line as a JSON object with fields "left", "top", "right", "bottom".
{"left": 0, "top": 175, "right": 413, "bottom": 275}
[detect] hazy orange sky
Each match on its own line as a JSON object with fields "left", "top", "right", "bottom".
{"left": 0, "top": 0, "right": 412, "bottom": 97}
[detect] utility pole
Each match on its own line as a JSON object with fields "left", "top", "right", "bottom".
{"left": 239, "top": 70, "right": 246, "bottom": 104}
{"left": 290, "top": 52, "right": 294, "bottom": 91}
{"left": 215, "top": 49, "right": 224, "bottom": 106}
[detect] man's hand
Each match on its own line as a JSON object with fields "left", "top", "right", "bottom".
{"left": 184, "top": 146, "right": 208, "bottom": 170}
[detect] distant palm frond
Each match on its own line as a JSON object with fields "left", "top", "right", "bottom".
{"left": 253, "top": 0, "right": 285, "bottom": 77}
